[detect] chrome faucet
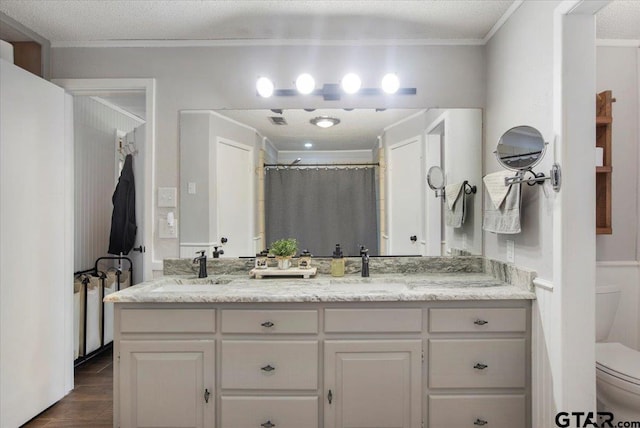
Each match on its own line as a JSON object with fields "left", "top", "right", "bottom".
{"left": 360, "top": 246, "right": 370, "bottom": 277}
{"left": 193, "top": 250, "right": 207, "bottom": 278}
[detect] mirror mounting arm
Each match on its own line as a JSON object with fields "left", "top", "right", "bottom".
{"left": 504, "top": 164, "right": 562, "bottom": 192}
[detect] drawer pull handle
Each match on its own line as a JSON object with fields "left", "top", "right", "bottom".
{"left": 261, "top": 421, "right": 276, "bottom": 428}
{"left": 474, "top": 319, "right": 488, "bottom": 325}
{"left": 261, "top": 321, "right": 275, "bottom": 328}
{"left": 474, "top": 419, "right": 488, "bottom": 426}
{"left": 474, "top": 363, "right": 488, "bottom": 370}
{"left": 261, "top": 364, "right": 276, "bottom": 372}
{"left": 328, "top": 389, "right": 333, "bottom": 404}
{"left": 204, "top": 389, "right": 210, "bottom": 403}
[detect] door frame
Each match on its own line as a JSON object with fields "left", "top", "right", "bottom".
{"left": 53, "top": 78, "right": 156, "bottom": 281}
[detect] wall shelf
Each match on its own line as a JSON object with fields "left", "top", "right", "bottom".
{"left": 595, "top": 90, "right": 614, "bottom": 235}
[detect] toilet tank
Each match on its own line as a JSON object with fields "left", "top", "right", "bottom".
{"left": 596, "top": 285, "right": 621, "bottom": 342}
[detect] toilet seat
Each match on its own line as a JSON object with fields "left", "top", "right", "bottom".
{"left": 596, "top": 343, "right": 640, "bottom": 387}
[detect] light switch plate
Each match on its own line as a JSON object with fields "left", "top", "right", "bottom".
{"left": 188, "top": 182, "right": 197, "bottom": 194}
{"left": 506, "top": 240, "right": 515, "bottom": 263}
{"left": 158, "top": 187, "right": 177, "bottom": 207}
{"left": 159, "top": 218, "right": 178, "bottom": 238}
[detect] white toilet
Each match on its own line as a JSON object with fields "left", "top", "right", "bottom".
{"left": 595, "top": 285, "right": 640, "bottom": 420}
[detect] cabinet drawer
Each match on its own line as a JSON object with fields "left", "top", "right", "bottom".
{"left": 324, "top": 308, "right": 422, "bottom": 333}
{"left": 429, "top": 308, "right": 526, "bottom": 333}
{"left": 221, "top": 340, "right": 318, "bottom": 390}
{"left": 120, "top": 308, "right": 216, "bottom": 334}
{"left": 429, "top": 395, "right": 526, "bottom": 428}
{"left": 429, "top": 339, "right": 526, "bottom": 388}
{"left": 221, "top": 396, "right": 318, "bottom": 428}
{"left": 222, "top": 310, "right": 318, "bottom": 334}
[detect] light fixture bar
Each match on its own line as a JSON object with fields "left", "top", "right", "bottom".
{"left": 270, "top": 86, "right": 416, "bottom": 100}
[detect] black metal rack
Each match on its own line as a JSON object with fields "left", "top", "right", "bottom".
{"left": 73, "top": 256, "right": 132, "bottom": 367}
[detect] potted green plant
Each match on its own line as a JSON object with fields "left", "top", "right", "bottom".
{"left": 269, "top": 238, "right": 298, "bottom": 270}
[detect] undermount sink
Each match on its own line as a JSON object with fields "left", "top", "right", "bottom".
{"left": 328, "top": 277, "right": 410, "bottom": 291}
{"left": 152, "top": 277, "right": 233, "bottom": 292}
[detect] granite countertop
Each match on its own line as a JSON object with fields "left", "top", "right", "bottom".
{"left": 104, "top": 272, "right": 536, "bottom": 303}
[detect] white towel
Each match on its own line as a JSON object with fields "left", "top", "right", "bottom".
{"left": 445, "top": 182, "right": 466, "bottom": 228}
{"left": 483, "top": 171, "right": 513, "bottom": 209}
{"left": 482, "top": 180, "right": 522, "bottom": 234}
{"left": 445, "top": 182, "right": 464, "bottom": 210}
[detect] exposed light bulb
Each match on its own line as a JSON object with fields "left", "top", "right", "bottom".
{"left": 295, "top": 73, "right": 315, "bottom": 94}
{"left": 381, "top": 73, "right": 400, "bottom": 94}
{"left": 341, "top": 73, "right": 361, "bottom": 94}
{"left": 256, "top": 77, "right": 274, "bottom": 98}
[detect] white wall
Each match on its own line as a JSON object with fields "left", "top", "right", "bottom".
{"left": 178, "top": 110, "right": 261, "bottom": 257}
{"left": 485, "top": 0, "right": 599, "bottom": 422}
{"left": 596, "top": 47, "right": 639, "bottom": 261}
{"left": 51, "top": 44, "right": 485, "bottom": 272}
{"left": 73, "top": 96, "right": 142, "bottom": 271}
{"left": 484, "top": 2, "right": 556, "bottom": 280}
{"left": 595, "top": 45, "right": 640, "bottom": 351}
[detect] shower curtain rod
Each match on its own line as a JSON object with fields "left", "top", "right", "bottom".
{"left": 264, "top": 162, "right": 379, "bottom": 167}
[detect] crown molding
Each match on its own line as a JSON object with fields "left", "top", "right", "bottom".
{"left": 51, "top": 38, "right": 487, "bottom": 49}
{"left": 483, "top": 0, "right": 524, "bottom": 44}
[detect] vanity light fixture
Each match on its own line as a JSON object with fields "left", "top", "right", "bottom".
{"left": 255, "top": 74, "right": 415, "bottom": 101}
{"left": 304, "top": 142, "right": 313, "bottom": 148}
{"left": 310, "top": 116, "right": 340, "bottom": 128}
{"left": 295, "top": 73, "right": 316, "bottom": 95}
{"left": 381, "top": 73, "right": 400, "bottom": 94}
{"left": 256, "top": 77, "right": 274, "bottom": 98}
{"left": 341, "top": 73, "right": 362, "bottom": 94}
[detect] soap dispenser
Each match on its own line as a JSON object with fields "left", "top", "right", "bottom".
{"left": 330, "top": 244, "right": 345, "bottom": 277}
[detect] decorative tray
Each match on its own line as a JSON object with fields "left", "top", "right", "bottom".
{"left": 249, "top": 267, "right": 318, "bottom": 279}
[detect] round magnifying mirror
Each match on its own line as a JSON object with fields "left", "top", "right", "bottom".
{"left": 495, "top": 126, "right": 546, "bottom": 171}
{"left": 427, "top": 166, "right": 445, "bottom": 190}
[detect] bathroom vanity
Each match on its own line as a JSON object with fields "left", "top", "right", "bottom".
{"left": 106, "top": 261, "right": 535, "bottom": 428}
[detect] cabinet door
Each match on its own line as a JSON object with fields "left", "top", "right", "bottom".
{"left": 119, "top": 340, "right": 215, "bottom": 428}
{"left": 324, "top": 340, "right": 422, "bottom": 428}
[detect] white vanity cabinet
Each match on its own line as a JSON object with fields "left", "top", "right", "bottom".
{"left": 112, "top": 301, "right": 530, "bottom": 428}
{"left": 427, "top": 307, "right": 529, "bottom": 428}
{"left": 220, "top": 309, "right": 320, "bottom": 428}
{"left": 116, "top": 308, "right": 217, "bottom": 428}
{"left": 323, "top": 308, "right": 423, "bottom": 428}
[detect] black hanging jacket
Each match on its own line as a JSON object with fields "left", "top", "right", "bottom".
{"left": 108, "top": 154, "right": 137, "bottom": 255}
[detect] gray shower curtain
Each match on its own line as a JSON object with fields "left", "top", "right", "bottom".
{"left": 265, "top": 168, "right": 378, "bottom": 257}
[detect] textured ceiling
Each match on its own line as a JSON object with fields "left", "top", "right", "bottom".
{"left": 597, "top": 1, "right": 640, "bottom": 40}
{"left": 0, "top": 0, "right": 514, "bottom": 42}
{"left": 1, "top": 1, "right": 637, "bottom": 44}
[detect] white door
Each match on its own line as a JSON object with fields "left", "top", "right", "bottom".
{"left": 119, "top": 340, "right": 215, "bottom": 428}
{"left": 125, "top": 125, "right": 145, "bottom": 285}
{"left": 324, "top": 340, "right": 422, "bottom": 428}
{"left": 216, "top": 138, "right": 254, "bottom": 257}
{"left": 0, "top": 60, "right": 73, "bottom": 427}
{"left": 388, "top": 137, "right": 424, "bottom": 255}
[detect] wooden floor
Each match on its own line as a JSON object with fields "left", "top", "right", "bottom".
{"left": 22, "top": 349, "right": 113, "bottom": 428}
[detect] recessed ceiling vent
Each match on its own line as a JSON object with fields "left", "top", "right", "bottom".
{"left": 268, "top": 116, "right": 288, "bottom": 125}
